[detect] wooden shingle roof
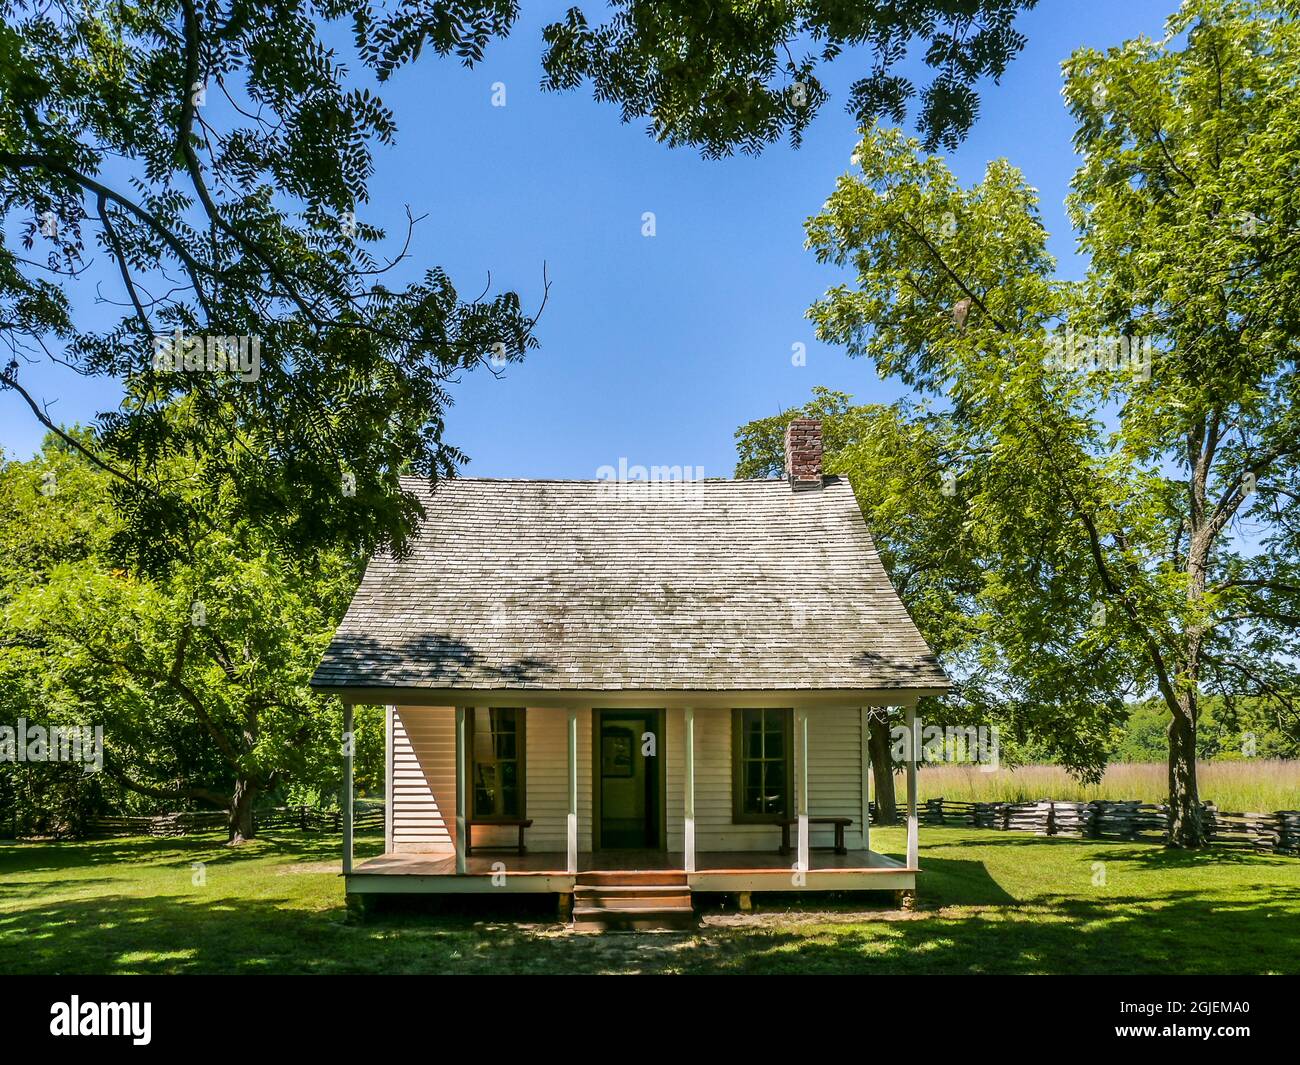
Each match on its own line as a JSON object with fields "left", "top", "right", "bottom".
{"left": 311, "top": 476, "right": 949, "bottom": 696}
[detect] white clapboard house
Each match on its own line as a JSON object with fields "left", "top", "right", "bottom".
{"left": 312, "top": 420, "right": 948, "bottom": 928}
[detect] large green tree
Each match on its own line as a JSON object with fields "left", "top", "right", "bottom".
{"left": 791, "top": 0, "right": 1300, "bottom": 847}
{"left": 0, "top": 438, "right": 382, "bottom": 841}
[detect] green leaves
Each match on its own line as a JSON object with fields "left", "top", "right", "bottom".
{"left": 807, "top": 125, "right": 1059, "bottom": 396}
{"left": 0, "top": 0, "right": 540, "bottom": 573}
{"left": 539, "top": 1, "right": 1039, "bottom": 157}
{"left": 0, "top": 440, "right": 367, "bottom": 825}
{"left": 358, "top": 0, "right": 520, "bottom": 81}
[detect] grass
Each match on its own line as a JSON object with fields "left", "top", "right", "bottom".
{"left": 1, "top": 826, "right": 1296, "bottom": 974}
{"left": 911, "top": 759, "right": 1300, "bottom": 811}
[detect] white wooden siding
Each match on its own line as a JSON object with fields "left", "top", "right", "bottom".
{"left": 391, "top": 706, "right": 455, "bottom": 853}
{"left": 512, "top": 707, "right": 592, "bottom": 853}
{"left": 390, "top": 704, "right": 865, "bottom": 854}
{"left": 390, "top": 706, "right": 593, "bottom": 854}
{"left": 806, "top": 709, "right": 868, "bottom": 851}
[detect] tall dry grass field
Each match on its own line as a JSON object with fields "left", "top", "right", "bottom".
{"left": 905, "top": 760, "right": 1300, "bottom": 812}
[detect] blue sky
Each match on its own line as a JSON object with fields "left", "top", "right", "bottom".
{"left": 1, "top": 0, "right": 1177, "bottom": 476}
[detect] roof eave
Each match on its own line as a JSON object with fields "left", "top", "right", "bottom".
{"left": 308, "top": 683, "right": 952, "bottom": 709}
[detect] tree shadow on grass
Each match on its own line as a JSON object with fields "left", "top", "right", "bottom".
{"left": 674, "top": 887, "right": 1300, "bottom": 975}
{"left": 0, "top": 837, "right": 215, "bottom": 875}
{"left": 901, "top": 831, "right": 1298, "bottom": 867}
{"left": 0, "top": 890, "right": 578, "bottom": 975}
{"left": 1098, "top": 842, "right": 1294, "bottom": 868}
{"left": 6, "top": 881, "right": 1294, "bottom": 975}
{"left": 910, "top": 833, "right": 1120, "bottom": 851}
{"left": 1, "top": 877, "right": 124, "bottom": 900}
{"left": 906, "top": 856, "right": 1022, "bottom": 905}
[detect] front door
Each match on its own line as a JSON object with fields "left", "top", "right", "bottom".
{"left": 595, "top": 710, "right": 662, "bottom": 849}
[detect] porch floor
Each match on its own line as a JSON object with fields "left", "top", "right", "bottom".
{"left": 354, "top": 849, "right": 904, "bottom": 875}
{"left": 346, "top": 849, "right": 916, "bottom": 894}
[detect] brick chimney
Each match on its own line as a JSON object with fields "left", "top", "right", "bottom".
{"left": 783, "top": 418, "right": 823, "bottom": 491}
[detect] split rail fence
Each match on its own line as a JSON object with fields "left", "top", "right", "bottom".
{"left": 85, "top": 802, "right": 384, "bottom": 838}
{"left": 870, "top": 798, "right": 1299, "bottom": 856}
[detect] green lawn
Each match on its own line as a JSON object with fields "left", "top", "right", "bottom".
{"left": 1, "top": 826, "right": 1296, "bottom": 974}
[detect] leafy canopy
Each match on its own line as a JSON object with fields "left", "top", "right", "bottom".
{"left": 772, "top": 1, "right": 1300, "bottom": 807}
{"left": 0, "top": 0, "right": 540, "bottom": 571}
{"left": 540, "top": 1, "right": 1040, "bottom": 156}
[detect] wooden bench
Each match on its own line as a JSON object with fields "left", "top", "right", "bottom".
{"left": 778, "top": 817, "right": 852, "bottom": 856}
{"left": 464, "top": 819, "right": 533, "bottom": 855}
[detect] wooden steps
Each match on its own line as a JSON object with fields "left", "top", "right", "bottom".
{"left": 571, "top": 871, "right": 695, "bottom": 932}
{"left": 576, "top": 870, "right": 688, "bottom": 887}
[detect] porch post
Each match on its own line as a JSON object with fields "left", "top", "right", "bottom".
{"left": 384, "top": 704, "right": 395, "bottom": 853}
{"left": 796, "top": 707, "right": 809, "bottom": 874}
{"left": 455, "top": 706, "right": 468, "bottom": 874}
{"left": 860, "top": 707, "right": 871, "bottom": 854}
{"left": 342, "top": 701, "right": 354, "bottom": 876}
{"left": 905, "top": 703, "right": 919, "bottom": 869}
{"left": 567, "top": 707, "right": 578, "bottom": 874}
{"left": 683, "top": 706, "right": 696, "bottom": 873}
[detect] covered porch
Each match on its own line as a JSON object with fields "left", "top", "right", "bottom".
{"left": 338, "top": 697, "right": 923, "bottom": 899}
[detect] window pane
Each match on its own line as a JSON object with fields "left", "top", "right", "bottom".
{"left": 764, "top": 761, "right": 787, "bottom": 814}
{"left": 470, "top": 709, "right": 523, "bottom": 818}
{"left": 743, "top": 712, "right": 763, "bottom": 759}
{"left": 734, "top": 709, "right": 792, "bottom": 819}
{"left": 473, "top": 766, "right": 496, "bottom": 815}
{"left": 765, "top": 725, "right": 784, "bottom": 760}
{"left": 470, "top": 710, "right": 491, "bottom": 759}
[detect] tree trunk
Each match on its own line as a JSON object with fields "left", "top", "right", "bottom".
{"left": 867, "top": 713, "right": 898, "bottom": 826}
{"left": 1168, "top": 424, "right": 1215, "bottom": 850}
{"left": 1166, "top": 706, "right": 1204, "bottom": 848}
{"left": 228, "top": 777, "right": 257, "bottom": 844}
